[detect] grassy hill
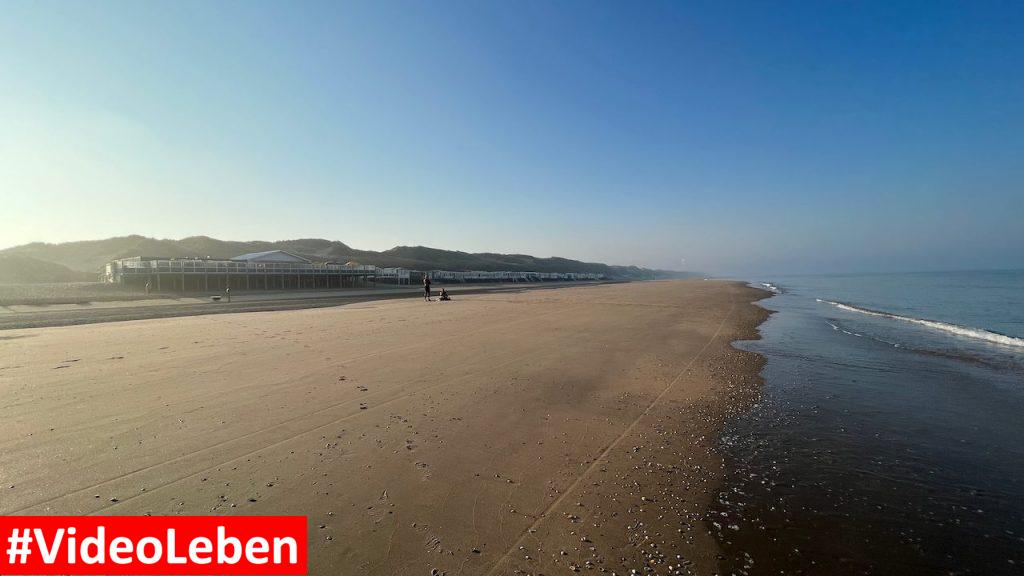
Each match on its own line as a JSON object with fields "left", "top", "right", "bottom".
{"left": 0, "top": 255, "right": 97, "bottom": 284}
{"left": 0, "top": 235, "right": 688, "bottom": 282}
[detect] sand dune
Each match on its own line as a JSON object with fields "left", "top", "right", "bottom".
{"left": 0, "top": 280, "right": 768, "bottom": 575}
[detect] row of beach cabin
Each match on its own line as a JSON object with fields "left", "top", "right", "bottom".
{"left": 424, "top": 270, "right": 602, "bottom": 282}
{"left": 104, "top": 250, "right": 604, "bottom": 292}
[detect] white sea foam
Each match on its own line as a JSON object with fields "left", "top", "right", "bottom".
{"left": 826, "top": 320, "right": 862, "bottom": 338}
{"left": 760, "top": 282, "right": 780, "bottom": 293}
{"left": 817, "top": 299, "right": 1024, "bottom": 349}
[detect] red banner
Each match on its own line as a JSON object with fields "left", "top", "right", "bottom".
{"left": 0, "top": 516, "right": 307, "bottom": 575}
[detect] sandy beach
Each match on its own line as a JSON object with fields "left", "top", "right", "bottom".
{"left": 0, "top": 280, "right": 768, "bottom": 575}
{"left": 0, "top": 282, "right": 604, "bottom": 330}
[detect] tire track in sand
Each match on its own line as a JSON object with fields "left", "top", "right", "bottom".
{"left": 483, "top": 300, "right": 736, "bottom": 576}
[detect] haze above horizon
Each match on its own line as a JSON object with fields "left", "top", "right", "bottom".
{"left": 2, "top": 1, "right": 1022, "bottom": 276}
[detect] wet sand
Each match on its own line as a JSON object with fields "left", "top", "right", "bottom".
{"left": 0, "top": 280, "right": 768, "bottom": 575}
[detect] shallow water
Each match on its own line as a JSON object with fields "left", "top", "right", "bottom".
{"left": 716, "top": 270, "right": 1024, "bottom": 575}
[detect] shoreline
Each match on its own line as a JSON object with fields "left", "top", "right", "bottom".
{"left": 0, "top": 280, "right": 771, "bottom": 575}
{"left": 708, "top": 272, "right": 1024, "bottom": 575}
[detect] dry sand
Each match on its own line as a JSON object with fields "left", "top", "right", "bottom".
{"left": 0, "top": 280, "right": 768, "bottom": 575}
{"left": 0, "top": 282, "right": 598, "bottom": 330}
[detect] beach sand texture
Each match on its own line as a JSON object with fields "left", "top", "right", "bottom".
{"left": 0, "top": 280, "right": 768, "bottom": 575}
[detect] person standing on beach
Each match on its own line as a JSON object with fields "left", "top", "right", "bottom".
{"left": 423, "top": 274, "right": 432, "bottom": 301}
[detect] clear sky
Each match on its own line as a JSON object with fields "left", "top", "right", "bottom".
{"left": 1, "top": 1, "right": 1022, "bottom": 276}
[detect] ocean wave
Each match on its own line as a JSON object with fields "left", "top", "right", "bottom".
{"left": 826, "top": 318, "right": 1024, "bottom": 371}
{"left": 760, "top": 282, "right": 780, "bottom": 293}
{"left": 817, "top": 299, "right": 1024, "bottom": 349}
{"left": 826, "top": 320, "right": 862, "bottom": 338}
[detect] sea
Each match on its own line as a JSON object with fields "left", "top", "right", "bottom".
{"left": 714, "top": 269, "right": 1024, "bottom": 575}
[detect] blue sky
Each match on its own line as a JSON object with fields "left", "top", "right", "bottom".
{"left": 1, "top": 1, "right": 1022, "bottom": 275}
